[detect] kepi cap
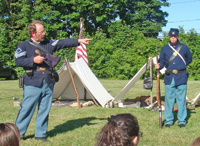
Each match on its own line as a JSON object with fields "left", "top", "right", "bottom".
{"left": 169, "top": 28, "right": 179, "bottom": 36}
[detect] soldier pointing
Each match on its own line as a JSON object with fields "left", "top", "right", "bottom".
{"left": 15, "top": 20, "right": 92, "bottom": 141}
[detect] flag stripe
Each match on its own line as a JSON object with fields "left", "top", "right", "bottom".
{"left": 75, "top": 43, "right": 88, "bottom": 65}
{"left": 75, "top": 21, "right": 88, "bottom": 65}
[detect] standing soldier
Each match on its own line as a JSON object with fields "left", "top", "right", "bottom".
{"left": 15, "top": 20, "right": 92, "bottom": 141}
{"left": 155, "top": 28, "right": 192, "bottom": 128}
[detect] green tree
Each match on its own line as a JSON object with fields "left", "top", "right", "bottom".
{"left": 115, "top": 0, "right": 169, "bottom": 37}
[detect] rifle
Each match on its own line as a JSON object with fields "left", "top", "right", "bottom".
{"left": 156, "top": 45, "right": 162, "bottom": 129}
{"left": 64, "top": 57, "right": 81, "bottom": 109}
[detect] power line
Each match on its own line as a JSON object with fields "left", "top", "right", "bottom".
{"left": 132, "top": 18, "right": 200, "bottom": 29}
{"left": 167, "top": 19, "right": 200, "bottom": 23}
{"left": 170, "top": 0, "right": 200, "bottom": 4}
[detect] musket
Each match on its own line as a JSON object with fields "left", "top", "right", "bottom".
{"left": 156, "top": 45, "right": 162, "bottom": 129}
{"left": 65, "top": 57, "right": 81, "bottom": 109}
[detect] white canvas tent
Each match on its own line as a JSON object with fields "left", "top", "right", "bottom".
{"left": 53, "top": 58, "right": 114, "bottom": 107}
{"left": 53, "top": 57, "right": 154, "bottom": 108}
{"left": 112, "top": 58, "right": 152, "bottom": 103}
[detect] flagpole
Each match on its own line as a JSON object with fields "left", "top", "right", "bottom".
{"left": 79, "top": 18, "right": 83, "bottom": 38}
{"left": 80, "top": 18, "right": 87, "bottom": 101}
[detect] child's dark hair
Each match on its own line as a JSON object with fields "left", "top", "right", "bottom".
{"left": 96, "top": 113, "right": 139, "bottom": 146}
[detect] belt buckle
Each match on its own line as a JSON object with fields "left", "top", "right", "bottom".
{"left": 172, "top": 70, "right": 178, "bottom": 74}
{"left": 39, "top": 67, "right": 46, "bottom": 71}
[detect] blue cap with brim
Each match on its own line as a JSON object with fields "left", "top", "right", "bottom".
{"left": 168, "top": 28, "right": 179, "bottom": 36}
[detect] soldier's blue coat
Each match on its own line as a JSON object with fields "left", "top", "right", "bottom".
{"left": 15, "top": 38, "right": 78, "bottom": 87}
{"left": 159, "top": 40, "right": 192, "bottom": 85}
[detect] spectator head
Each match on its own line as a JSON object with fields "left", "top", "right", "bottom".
{"left": 190, "top": 136, "right": 200, "bottom": 146}
{"left": 0, "top": 123, "right": 20, "bottom": 146}
{"left": 97, "top": 113, "right": 140, "bottom": 146}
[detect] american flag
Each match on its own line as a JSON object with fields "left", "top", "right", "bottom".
{"left": 75, "top": 21, "right": 88, "bottom": 65}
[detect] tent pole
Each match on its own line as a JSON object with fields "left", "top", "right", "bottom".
{"left": 84, "top": 88, "right": 86, "bottom": 101}
{"left": 65, "top": 57, "right": 81, "bottom": 108}
{"left": 149, "top": 57, "right": 154, "bottom": 105}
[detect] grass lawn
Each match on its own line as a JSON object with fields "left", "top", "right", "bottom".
{"left": 0, "top": 79, "right": 200, "bottom": 146}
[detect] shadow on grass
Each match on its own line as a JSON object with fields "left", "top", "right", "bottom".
{"left": 47, "top": 117, "right": 106, "bottom": 137}
{"left": 24, "top": 117, "right": 106, "bottom": 139}
{"left": 47, "top": 116, "right": 106, "bottom": 138}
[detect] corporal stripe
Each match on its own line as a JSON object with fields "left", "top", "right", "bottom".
{"left": 15, "top": 51, "right": 26, "bottom": 58}
{"left": 51, "top": 39, "right": 59, "bottom": 46}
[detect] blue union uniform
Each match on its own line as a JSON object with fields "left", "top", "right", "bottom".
{"left": 160, "top": 40, "right": 192, "bottom": 86}
{"left": 15, "top": 38, "right": 78, "bottom": 138}
{"left": 159, "top": 40, "right": 192, "bottom": 125}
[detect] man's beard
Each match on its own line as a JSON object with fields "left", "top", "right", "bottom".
{"left": 40, "top": 36, "right": 45, "bottom": 42}
{"left": 35, "top": 35, "right": 45, "bottom": 42}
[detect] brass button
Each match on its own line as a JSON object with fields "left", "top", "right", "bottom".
{"left": 173, "top": 52, "right": 177, "bottom": 56}
{"left": 43, "top": 72, "right": 44, "bottom": 74}
{"left": 35, "top": 49, "right": 40, "bottom": 54}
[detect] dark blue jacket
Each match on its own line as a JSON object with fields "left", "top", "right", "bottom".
{"left": 15, "top": 38, "right": 78, "bottom": 87}
{"left": 159, "top": 40, "right": 192, "bottom": 85}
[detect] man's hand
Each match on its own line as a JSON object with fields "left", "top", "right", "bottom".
{"left": 155, "top": 63, "right": 160, "bottom": 69}
{"left": 78, "top": 38, "right": 93, "bottom": 45}
{"left": 33, "top": 55, "right": 45, "bottom": 64}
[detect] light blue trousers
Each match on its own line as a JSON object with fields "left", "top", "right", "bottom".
{"left": 164, "top": 78, "right": 187, "bottom": 125}
{"left": 15, "top": 81, "right": 53, "bottom": 137}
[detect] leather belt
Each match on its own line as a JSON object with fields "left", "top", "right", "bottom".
{"left": 166, "top": 69, "right": 186, "bottom": 74}
{"left": 35, "top": 67, "right": 53, "bottom": 71}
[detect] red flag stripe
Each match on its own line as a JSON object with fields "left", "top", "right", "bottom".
{"left": 75, "top": 43, "right": 88, "bottom": 65}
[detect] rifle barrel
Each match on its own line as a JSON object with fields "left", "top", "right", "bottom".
{"left": 156, "top": 45, "right": 162, "bottom": 129}
{"left": 159, "top": 110, "right": 162, "bottom": 129}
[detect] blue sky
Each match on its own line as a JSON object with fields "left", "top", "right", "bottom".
{"left": 159, "top": 0, "right": 200, "bottom": 37}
